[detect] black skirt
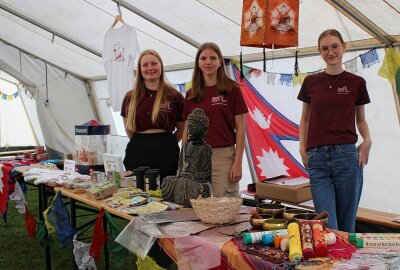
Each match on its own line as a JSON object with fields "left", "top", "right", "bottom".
{"left": 123, "top": 132, "right": 179, "bottom": 182}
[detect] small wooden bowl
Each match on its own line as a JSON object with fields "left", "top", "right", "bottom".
{"left": 283, "top": 209, "right": 313, "bottom": 222}
{"left": 250, "top": 214, "right": 273, "bottom": 230}
{"left": 256, "top": 203, "right": 285, "bottom": 218}
{"left": 262, "top": 218, "right": 288, "bottom": 231}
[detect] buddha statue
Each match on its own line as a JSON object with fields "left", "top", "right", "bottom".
{"left": 161, "top": 108, "right": 212, "bottom": 207}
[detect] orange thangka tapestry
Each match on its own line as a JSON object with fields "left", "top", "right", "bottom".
{"left": 240, "top": 0, "right": 299, "bottom": 49}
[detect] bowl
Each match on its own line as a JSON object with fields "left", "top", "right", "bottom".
{"left": 256, "top": 203, "right": 285, "bottom": 218}
{"left": 262, "top": 218, "right": 288, "bottom": 231}
{"left": 293, "top": 213, "right": 328, "bottom": 228}
{"left": 250, "top": 214, "right": 273, "bottom": 230}
{"left": 283, "top": 209, "right": 314, "bottom": 222}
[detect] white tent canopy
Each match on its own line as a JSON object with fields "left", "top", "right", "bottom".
{"left": 1, "top": 0, "right": 399, "bottom": 79}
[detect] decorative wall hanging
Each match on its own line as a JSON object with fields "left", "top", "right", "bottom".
{"left": 240, "top": 0, "right": 299, "bottom": 49}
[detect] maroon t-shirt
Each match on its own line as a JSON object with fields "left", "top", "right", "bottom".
{"left": 183, "top": 85, "right": 248, "bottom": 148}
{"left": 297, "top": 71, "right": 370, "bottom": 149}
{"left": 121, "top": 87, "right": 184, "bottom": 132}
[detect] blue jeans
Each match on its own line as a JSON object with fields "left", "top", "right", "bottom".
{"left": 307, "top": 144, "right": 363, "bottom": 232}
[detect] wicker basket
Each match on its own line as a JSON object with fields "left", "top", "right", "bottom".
{"left": 190, "top": 197, "right": 243, "bottom": 224}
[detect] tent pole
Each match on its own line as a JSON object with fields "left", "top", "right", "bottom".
{"left": 0, "top": 3, "right": 101, "bottom": 57}
{"left": 0, "top": 39, "right": 88, "bottom": 82}
{"left": 19, "top": 87, "right": 40, "bottom": 146}
{"left": 84, "top": 81, "right": 101, "bottom": 122}
{"left": 326, "top": 0, "right": 396, "bottom": 47}
{"left": 389, "top": 47, "right": 400, "bottom": 125}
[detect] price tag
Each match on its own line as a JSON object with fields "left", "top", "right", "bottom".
{"left": 64, "top": 159, "right": 76, "bottom": 174}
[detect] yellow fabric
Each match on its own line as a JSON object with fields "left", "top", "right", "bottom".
{"left": 42, "top": 207, "right": 56, "bottom": 234}
{"left": 147, "top": 189, "right": 162, "bottom": 198}
{"left": 292, "top": 73, "right": 306, "bottom": 87}
{"left": 136, "top": 256, "right": 165, "bottom": 270}
{"left": 184, "top": 82, "right": 192, "bottom": 92}
{"left": 378, "top": 48, "right": 400, "bottom": 81}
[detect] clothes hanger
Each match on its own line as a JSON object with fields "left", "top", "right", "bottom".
{"left": 111, "top": 15, "right": 124, "bottom": 28}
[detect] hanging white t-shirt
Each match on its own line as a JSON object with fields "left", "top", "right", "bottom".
{"left": 103, "top": 23, "right": 140, "bottom": 111}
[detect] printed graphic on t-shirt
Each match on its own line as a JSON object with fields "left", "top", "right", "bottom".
{"left": 160, "top": 101, "right": 172, "bottom": 112}
{"left": 211, "top": 95, "right": 228, "bottom": 106}
{"left": 337, "top": 86, "right": 350, "bottom": 95}
{"left": 112, "top": 43, "right": 125, "bottom": 62}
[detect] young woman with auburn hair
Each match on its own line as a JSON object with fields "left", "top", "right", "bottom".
{"left": 298, "top": 29, "right": 372, "bottom": 232}
{"left": 183, "top": 42, "right": 248, "bottom": 198}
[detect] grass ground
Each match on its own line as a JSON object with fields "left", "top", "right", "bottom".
{"left": 0, "top": 185, "right": 139, "bottom": 270}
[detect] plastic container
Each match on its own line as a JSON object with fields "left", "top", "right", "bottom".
{"left": 133, "top": 168, "right": 146, "bottom": 190}
{"left": 74, "top": 120, "right": 110, "bottom": 165}
{"left": 145, "top": 169, "right": 160, "bottom": 190}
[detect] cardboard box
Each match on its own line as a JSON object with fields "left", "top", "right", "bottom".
{"left": 256, "top": 181, "right": 312, "bottom": 203}
{"left": 86, "top": 183, "right": 118, "bottom": 200}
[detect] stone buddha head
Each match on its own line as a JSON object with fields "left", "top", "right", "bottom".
{"left": 187, "top": 108, "right": 209, "bottom": 143}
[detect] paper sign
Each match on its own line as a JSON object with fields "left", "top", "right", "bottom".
{"left": 64, "top": 159, "right": 76, "bottom": 174}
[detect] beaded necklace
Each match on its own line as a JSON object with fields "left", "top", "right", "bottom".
{"left": 324, "top": 71, "right": 343, "bottom": 89}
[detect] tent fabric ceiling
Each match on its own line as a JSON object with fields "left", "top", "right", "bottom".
{"left": 0, "top": 0, "right": 399, "bottom": 80}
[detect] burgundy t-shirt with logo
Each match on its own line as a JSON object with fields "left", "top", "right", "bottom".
{"left": 183, "top": 85, "right": 248, "bottom": 148}
{"left": 297, "top": 71, "right": 370, "bottom": 149}
{"left": 120, "top": 87, "right": 184, "bottom": 132}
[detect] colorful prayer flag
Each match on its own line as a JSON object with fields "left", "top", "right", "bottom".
{"left": 104, "top": 210, "right": 128, "bottom": 268}
{"left": 46, "top": 192, "right": 76, "bottom": 247}
{"left": 25, "top": 204, "right": 36, "bottom": 239}
{"left": 36, "top": 220, "right": 53, "bottom": 248}
{"left": 89, "top": 208, "right": 109, "bottom": 263}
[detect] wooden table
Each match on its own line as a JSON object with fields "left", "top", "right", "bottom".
{"left": 255, "top": 196, "right": 400, "bottom": 231}
{"left": 37, "top": 185, "right": 135, "bottom": 270}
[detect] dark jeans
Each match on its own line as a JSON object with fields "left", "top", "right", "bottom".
{"left": 307, "top": 144, "right": 363, "bottom": 232}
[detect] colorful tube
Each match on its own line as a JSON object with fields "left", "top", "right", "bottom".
{"left": 300, "top": 221, "right": 315, "bottom": 259}
{"left": 349, "top": 233, "right": 400, "bottom": 243}
{"left": 288, "top": 223, "right": 303, "bottom": 263}
{"left": 312, "top": 221, "right": 328, "bottom": 257}
{"left": 243, "top": 229, "right": 288, "bottom": 245}
{"left": 356, "top": 237, "right": 400, "bottom": 248}
{"left": 274, "top": 236, "right": 284, "bottom": 249}
{"left": 280, "top": 237, "right": 289, "bottom": 251}
{"left": 324, "top": 232, "right": 336, "bottom": 245}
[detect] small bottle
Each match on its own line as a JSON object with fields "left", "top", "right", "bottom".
{"left": 287, "top": 222, "right": 303, "bottom": 263}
